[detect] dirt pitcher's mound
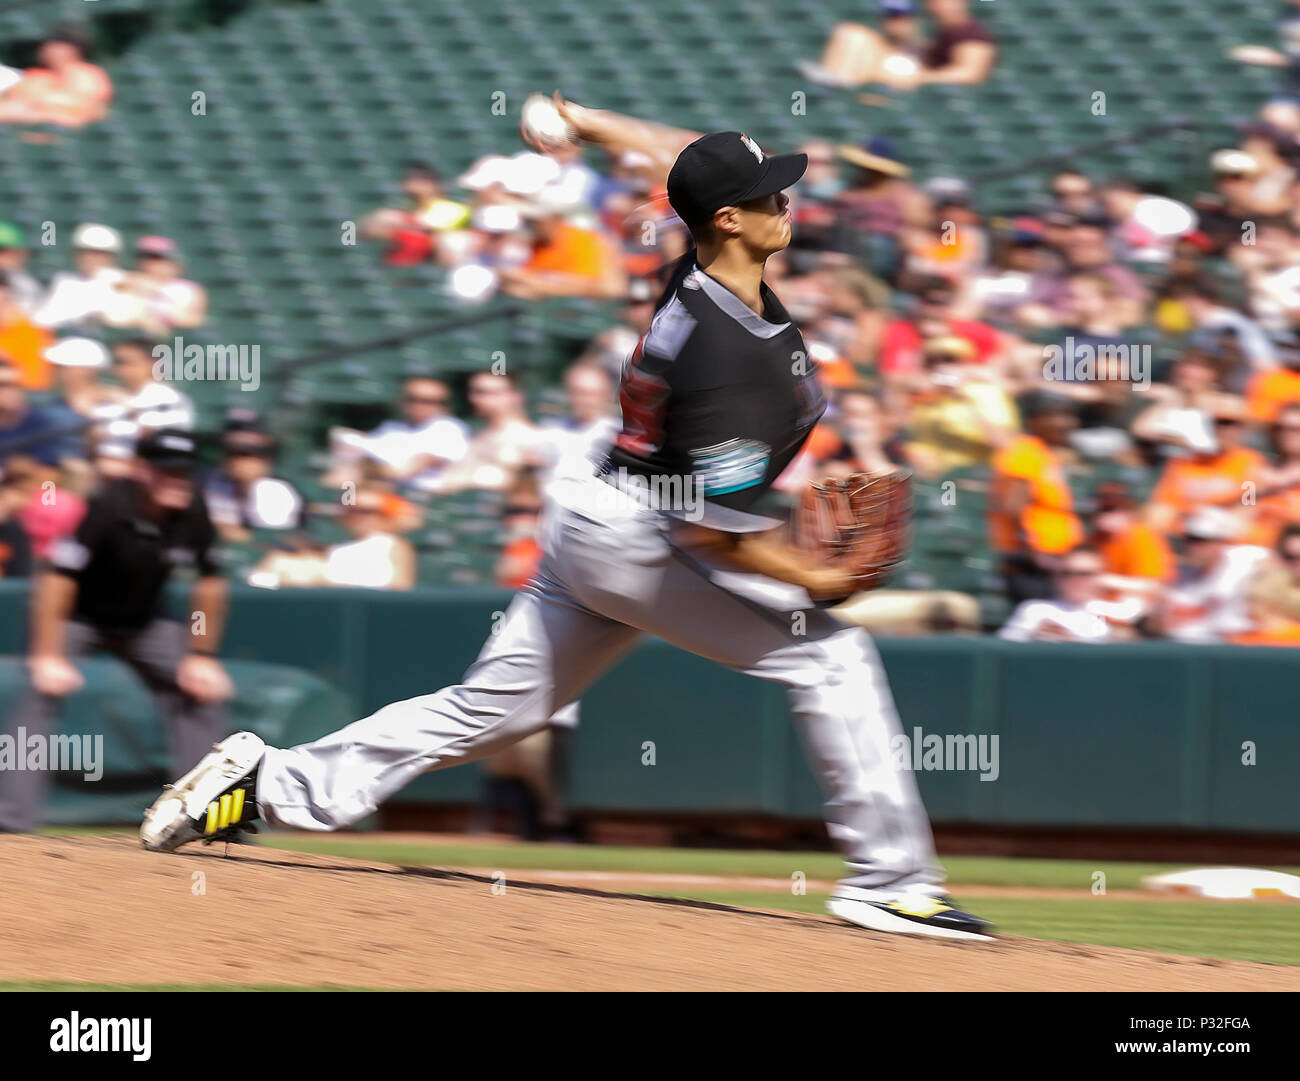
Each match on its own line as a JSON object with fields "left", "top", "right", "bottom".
{"left": 0, "top": 835, "right": 1295, "bottom": 991}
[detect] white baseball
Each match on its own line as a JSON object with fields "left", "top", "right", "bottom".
{"left": 521, "top": 93, "right": 576, "bottom": 149}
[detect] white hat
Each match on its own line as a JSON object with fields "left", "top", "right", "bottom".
{"left": 458, "top": 152, "right": 560, "bottom": 196}
{"left": 94, "top": 438, "right": 135, "bottom": 460}
{"left": 1157, "top": 407, "right": 1218, "bottom": 455}
{"left": 1183, "top": 506, "right": 1241, "bottom": 542}
{"left": 1210, "top": 149, "right": 1259, "bottom": 176}
{"left": 71, "top": 223, "right": 123, "bottom": 253}
{"left": 45, "top": 337, "right": 109, "bottom": 368}
{"left": 448, "top": 263, "right": 499, "bottom": 303}
{"left": 521, "top": 184, "right": 582, "bottom": 220}
{"left": 471, "top": 204, "right": 524, "bottom": 234}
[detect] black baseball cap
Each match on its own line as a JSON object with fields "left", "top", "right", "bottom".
{"left": 666, "top": 132, "right": 807, "bottom": 229}
{"left": 137, "top": 429, "right": 199, "bottom": 470}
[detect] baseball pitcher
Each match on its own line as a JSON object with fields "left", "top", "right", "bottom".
{"left": 140, "top": 129, "right": 990, "bottom": 942}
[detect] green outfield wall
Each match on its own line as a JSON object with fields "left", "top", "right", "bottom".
{"left": 0, "top": 583, "right": 1295, "bottom": 833}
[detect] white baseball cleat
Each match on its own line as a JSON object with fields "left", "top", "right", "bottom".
{"left": 827, "top": 884, "right": 994, "bottom": 942}
{"left": 140, "top": 732, "right": 265, "bottom": 853}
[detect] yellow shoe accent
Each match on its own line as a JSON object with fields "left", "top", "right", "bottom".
{"left": 889, "top": 897, "right": 951, "bottom": 919}
{"left": 204, "top": 801, "right": 219, "bottom": 834}
{"left": 230, "top": 786, "right": 245, "bottom": 825}
{"left": 218, "top": 792, "right": 233, "bottom": 828}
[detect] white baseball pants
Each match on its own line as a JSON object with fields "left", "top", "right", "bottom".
{"left": 257, "top": 474, "right": 941, "bottom": 890}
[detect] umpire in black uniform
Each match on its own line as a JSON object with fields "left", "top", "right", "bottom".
{"left": 0, "top": 429, "right": 233, "bottom": 831}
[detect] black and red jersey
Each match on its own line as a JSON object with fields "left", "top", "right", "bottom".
{"left": 604, "top": 262, "right": 825, "bottom": 532}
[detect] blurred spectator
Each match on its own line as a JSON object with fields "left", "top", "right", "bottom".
{"left": 989, "top": 392, "right": 1083, "bottom": 603}
{"left": 575, "top": 276, "right": 657, "bottom": 383}
{"left": 247, "top": 533, "right": 330, "bottom": 590}
{"left": 534, "top": 137, "right": 603, "bottom": 214}
{"left": 322, "top": 488, "right": 416, "bottom": 590}
{"left": 1158, "top": 507, "right": 1271, "bottom": 642}
{"left": 204, "top": 425, "right": 304, "bottom": 544}
{"left": 909, "top": 0, "right": 998, "bottom": 87}
{"left": 1101, "top": 177, "right": 1198, "bottom": 265}
{"left": 795, "top": 140, "right": 844, "bottom": 207}
{"left": 0, "top": 274, "right": 54, "bottom": 390}
{"left": 536, "top": 362, "right": 618, "bottom": 485}
{"left": 1152, "top": 233, "right": 1219, "bottom": 333}
{"left": 1247, "top": 402, "right": 1300, "bottom": 547}
{"left": 1040, "top": 273, "right": 1145, "bottom": 461}
{"left": 1247, "top": 331, "right": 1300, "bottom": 421}
{"left": 0, "top": 223, "right": 44, "bottom": 315}
{"left": 41, "top": 337, "right": 115, "bottom": 462}
{"left": 972, "top": 217, "right": 1049, "bottom": 321}
{"left": 115, "top": 236, "right": 208, "bottom": 334}
{"left": 364, "top": 163, "right": 471, "bottom": 266}
{"left": 1235, "top": 221, "right": 1300, "bottom": 332}
{"left": 444, "top": 204, "right": 533, "bottom": 301}
{"left": 880, "top": 277, "right": 1004, "bottom": 385}
{"left": 1038, "top": 210, "right": 1147, "bottom": 327}
{"left": 818, "top": 387, "right": 904, "bottom": 477}
{"left": 1146, "top": 401, "right": 1264, "bottom": 536}
{"left": 811, "top": 267, "right": 890, "bottom": 371}
{"left": 825, "top": 139, "right": 924, "bottom": 274}
{"left": 401, "top": 163, "right": 472, "bottom": 233}
{"left": 328, "top": 376, "right": 469, "bottom": 494}
{"left": 1239, "top": 123, "right": 1297, "bottom": 215}
{"left": 495, "top": 467, "right": 545, "bottom": 590}
{"left": 107, "top": 338, "right": 195, "bottom": 437}
{"left": 1132, "top": 350, "right": 1244, "bottom": 453}
{"left": 1229, "top": 0, "right": 1300, "bottom": 103}
{"left": 0, "top": 472, "right": 31, "bottom": 578}
{"left": 1091, "top": 481, "right": 1175, "bottom": 583}
{"left": 797, "top": 0, "right": 923, "bottom": 88}
{"left": 1196, "top": 150, "right": 1265, "bottom": 254}
{"left": 1166, "top": 277, "right": 1275, "bottom": 389}
{"left": 91, "top": 441, "right": 135, "bottom": 480}
{"left": 0, "top": 26, "right": 112, "bottom": 129}
{"left": 799, "top": 0, "right": 995, "bottom": 90}
{"left": 364, "top": 208, "right": 435, "bottom": 267}
{"left": 998, "top": 546, "right": 1116, "bottom": 642}
{"left": 1048, "top": 273, "right": 1133, "bottom": 386}
{"left": 12, "top": 458, "right": 85, "bottom": 563}
{"left": 603, "top": 154, "right": 679, "bottom": 279}
{"left": 905, "top": 176, "right": 986, "bottom": 281}
{"left": 458, "top": 149, "right": 570, "bottom": 203}
{"left": 0, "top": 363, "right": 60, "bottom": 469}
{"left": 496, "top": 188, "right": 626, "bottom": 300}
{"left": 426, "top": 371, "right": 543, "bottom": 495}
{"left": 834, "top": 584, "right": 981, "bottom": 635}
{"left": 1243, "top": 524, "right": 1300, "bottom": 637}
{"left": 1048, "top": 169, "right": 1101, "bottom": 218}
{"left": 903, "top": 336, "right": 1018, "bottom": 476}
{"left": 1088, "top": 480, "right": 1174, "bottom": 618}
{"left": 34, "top": 223, "right": 132, "bottom": 331}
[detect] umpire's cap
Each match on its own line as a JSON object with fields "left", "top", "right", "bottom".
{"left": 137, "top": 429, "right": 199, "bottom": 471}
{"left": 667, "top": 132, "right": 807, "bottom": 228}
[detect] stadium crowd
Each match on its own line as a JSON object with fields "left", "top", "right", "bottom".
{"left": 5, "top": 9, "right": 1300, "bottom": 648}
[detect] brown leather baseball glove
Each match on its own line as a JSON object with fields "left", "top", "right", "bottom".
{"left": 791, "top": 470, "right": 912, "bottom": 595}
